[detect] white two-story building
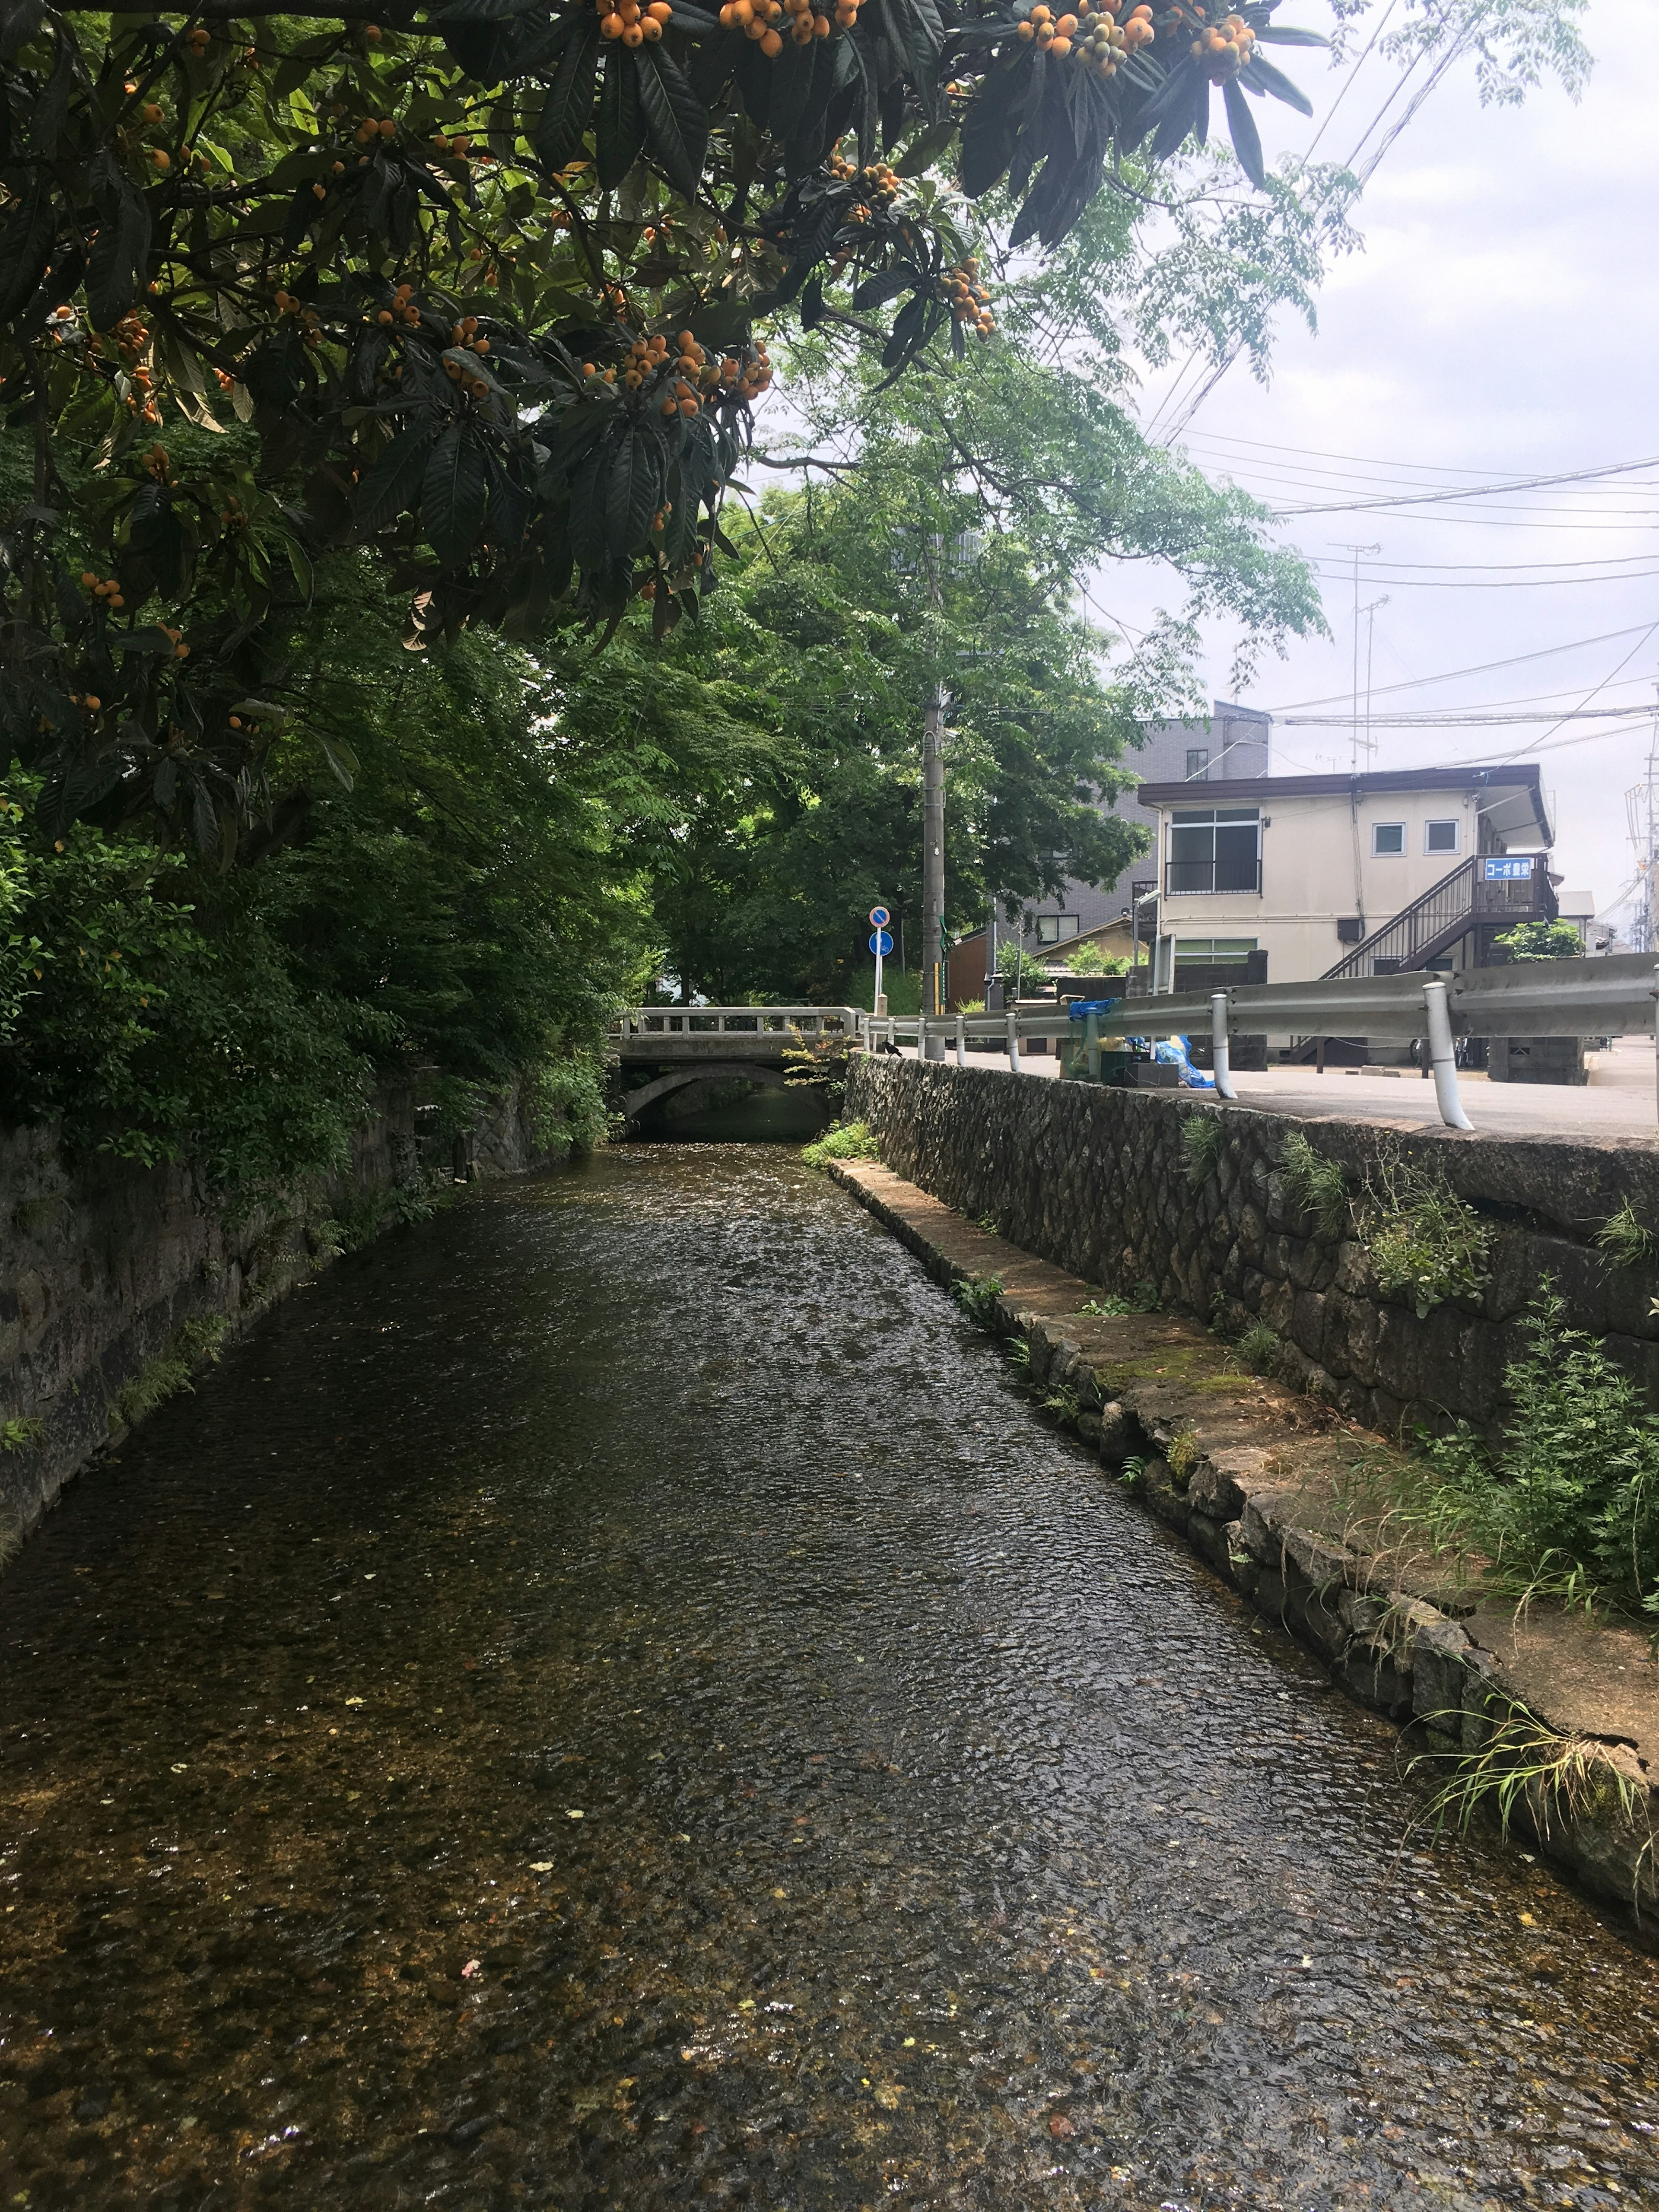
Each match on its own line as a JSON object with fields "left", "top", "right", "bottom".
{"left": 1134, "top": 763, "right": 1557, "bottom": 991}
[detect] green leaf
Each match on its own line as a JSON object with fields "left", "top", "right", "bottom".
{"left": 0, "top": 173, "right": 55, "bottom": 323}
{"left": 316, "top": 733, "right": 358, "bottom": 790}
{"left": 355, "top": 423, "right": 438, "bottom": 532}
{"left": 86, "top": 153, "right": 153, "bottom": 332}
{"left": 1241, "top": 52, "right": 1315, "bottom": 115}
{"left": 421, "top": 423, "right": 489, "bottom": 570}
{"left": 605, "top": 424, "right": 664, "bottom": 562}
{"left": 597, "top": 41, "right": 647, "bottom": 190}
{"left": 536, "top": 12, "right": 601, "bottom": 172}
{"left": 636, "top": 42, "right": 709, "bottom": 203}
{"left": 1252, "top": 25, "right": 1328, "bottom": 47}
{"left": 1223, "top": 75, "right": 1265, "bottom": 188}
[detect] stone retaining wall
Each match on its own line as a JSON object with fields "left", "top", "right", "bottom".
{"left": 0, "top": 1078, "right": 554, "bottom": 1550}
{"left": 845, "top": 1058, "right": 1659, "bottom": 1439}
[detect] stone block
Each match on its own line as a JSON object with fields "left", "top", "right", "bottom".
{"left": 1338, "top": 1642, "right": 1414, "bottom": 1719}
{"left": 1187, "top": 1510, "right": 1234, "bottom": 1578}
{"left": 1185, "top": 1446, "right": 1274, "bottom": 1524}
{"left": 1285, "top": 1579, "right": 1349, "bottom": 1661}
{"left": 1281, "top": 1525, "right": 1358, "bottom": 1593}
{"left": 1097, "top": 1401, "right": 1135, "bottom": 1465}
{"left": 1410, "top": 1615, "right": 1471, "bottom": 1729}
{"left": 1338, "top": 1586, "right": 1386, "bottom": 1639}
{"left": 1140, "top": 1458, "right": 1189, "bottom": 1534}
{"left": 1239, "top": 1493, "right": 1284, "bottom": 1567}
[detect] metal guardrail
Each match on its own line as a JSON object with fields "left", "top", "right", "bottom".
{"left": 858, "top": 954, "right": 1659, "bottom": 1132}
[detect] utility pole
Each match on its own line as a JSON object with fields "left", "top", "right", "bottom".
{"left": 1332, "top": 542, "right": 1381, "bottom": 773}
{"left": 918, "top": 531, "right": 950, "bottom": 1058}
{"left": 1360, "top": 594, "right": 1389, "bottom": 771}
{"left": 921, "top": 686, "right": 946, "bottom": 1052}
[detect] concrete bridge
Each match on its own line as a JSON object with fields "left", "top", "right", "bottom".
{"left": 609, "top": 1007, "right": 863, "bottom": 1122}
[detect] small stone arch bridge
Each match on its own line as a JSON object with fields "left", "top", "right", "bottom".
{"left": 610, "top": 1007, "right": 863, "bottom": 1123}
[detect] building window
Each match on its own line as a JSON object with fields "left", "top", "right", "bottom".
{"left": 1174, "top": 938, "right": 1257, "bottom": 963}
{"left": 1185, "top": 747, "right": 1210, "bottom": 782}
{"left": 1166, "top": 807, "right": 1260, "bottom": 896}
{"left": 1425, "top": 818, "right": 1460, "bottom": 855}
{"left": 1035, "top": 914, "right": 1080, "bottom": 944}
{"left": 1372, "top": 821, "right": 1405, "bottom": 856}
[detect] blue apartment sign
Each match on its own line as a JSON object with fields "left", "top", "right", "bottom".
{"left": 1483, "top": 857, "right": 1533, "bottom": 881}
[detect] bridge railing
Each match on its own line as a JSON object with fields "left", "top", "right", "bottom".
{"left": 860, "top": 954, "right": 1659, "bottom": 1133}
{"left": 614, "top": 1006, "right": 864, "bottom": 1039}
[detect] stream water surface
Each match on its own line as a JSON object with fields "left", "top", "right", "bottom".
{"left": 3, "top": 1145, "right": 1659, "bottom": 2212}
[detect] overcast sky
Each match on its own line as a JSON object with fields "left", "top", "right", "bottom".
{"left": 1103, "top": 0, "right": 1654, "bottom": 926}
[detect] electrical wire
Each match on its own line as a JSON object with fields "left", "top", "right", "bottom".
{"left": 1262, "top": 623, "right": 1659, "bottom": 713}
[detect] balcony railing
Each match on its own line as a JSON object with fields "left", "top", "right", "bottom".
{"left": 1164, "top": 858, "right": 1262, "bottom": 896}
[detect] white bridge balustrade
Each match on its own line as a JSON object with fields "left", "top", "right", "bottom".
{"left": 615, "top": 1007, "right": 862, "bottom": 1039}
{"left": 608, "top": 1007, "right": 865, "bottom": 1121}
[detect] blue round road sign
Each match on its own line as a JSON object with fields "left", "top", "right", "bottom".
{"left": 869, "top": 929, "right": 894, "bottom": 957}
{"left": 869, "top": 905, "right": 891, "bottom": 928}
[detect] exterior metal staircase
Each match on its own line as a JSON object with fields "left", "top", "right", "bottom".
{"left": 1286, "top": 852, "right": 1557, "bottom": 1062}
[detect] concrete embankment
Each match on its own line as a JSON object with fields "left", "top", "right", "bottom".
{"left": 828, "top": 1149, "right": 1659, "bottom": 1936}
{"left": 0, "top": 1079, "right": 555, "bottom": 1551}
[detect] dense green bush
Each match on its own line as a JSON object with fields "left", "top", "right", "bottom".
{"left": 1422, "top": 1289, "right": 1659, "bottom": 1619}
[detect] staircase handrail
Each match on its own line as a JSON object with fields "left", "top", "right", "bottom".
{"left": 1321, "top": 856, "right": 1475, "bottom": 982}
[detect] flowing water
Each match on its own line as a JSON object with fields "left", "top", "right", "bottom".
{"left": 3, "top": 1145, "right": 1658, "bottom": 2212}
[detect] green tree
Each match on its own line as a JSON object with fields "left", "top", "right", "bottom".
{"left": 1494, "top": 918, "right": 1584, "bottom": 963}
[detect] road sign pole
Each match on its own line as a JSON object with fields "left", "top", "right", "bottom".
{"left": 868, "top": 909, "right": 893, "bottom": 1020}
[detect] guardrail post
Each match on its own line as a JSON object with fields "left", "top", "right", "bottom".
{"left": 954, "top": 1013, "right": 966, "bottom": 1067}
{"left": 916, "top": 1015, "right": 927, "bottom": 1062}
{"left": 1652, "top": 965, "right": 1659, "bottom": 1127}
{"left": 1210, "top": 992, "right": 1236, "bottom": 1102}
{"left": 1422, "top": 979, "right": 1474, "bottom": 1132}
{"left": 1006, "top": 1011, "right": 1021, "bottom": 1073}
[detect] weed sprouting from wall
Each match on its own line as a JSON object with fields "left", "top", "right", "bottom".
{"left": 1363, "top": 1150, "right": 1491, "bottom": 1320}
{"left": 1413, "top": 1697, "right": 1653, "bottom": 1866}
{"left": 1181, "top": 1114, "right": 1223, "bottom": 1190}
{"left": 1595, "top": 1199, "right": 1655, "bottom": 1270}
{"left": 1234, "top": 1323, "right": 1281, "bottom": 1377}
{"left": 0, "top": 1417, "right": 45, "bottom": 1454}
{"left": 109, "top": 1314, "right": 229, "bottom": 1434}
{"left": 1414, "top": 1287, "right": 1659, "bottom": 1619}
{"left": 1080, "top": 1283, "right": 1159, "bottom": 1319}
{"left": 1279, "top": 1131, "right": 1349, "bottom": 1241}
{"left": 953, "top": 1274, "right": 1004, "bottom": 1329}
{"left": 801, "top": 1121, "right": 882, "bottom": 1173}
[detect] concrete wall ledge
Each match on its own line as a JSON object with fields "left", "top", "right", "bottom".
{"left": 827, "top": 1153, "right": 1659, "bottom": 1945}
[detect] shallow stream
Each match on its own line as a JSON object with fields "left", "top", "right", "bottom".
{"left": 3, "top": 1146, "right": 1657, "bottom": 2209}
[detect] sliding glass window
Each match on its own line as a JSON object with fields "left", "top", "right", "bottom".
{"left": 1166, "top": 808, "right": 1261, "bottom": 896}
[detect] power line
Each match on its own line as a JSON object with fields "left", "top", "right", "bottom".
{"left": 1263, "top": 454, "right": 1659, "bottom": 519}
{"left": 1263, "top": 623, "right": 1659, "bottom": 713}
{"left": 1282, "top": 707, "right": 1644, "bottom": 727}
{"left": 1182, "top": 430, "right": 1649, "bottom": 481}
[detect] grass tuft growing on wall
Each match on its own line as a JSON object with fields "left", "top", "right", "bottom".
{"left": 801, "top": 1121, "right": 882, "bottom": 1173}
{"left": 1279, "top": 1131, "right": 1349, "bottom": 1240}
{"left": 110, "top": 1314, "right": 229, "bottom": 1433}
{"left": 1181, "top": 1113, "right": 1223, "bottom": 1189}
{"left": 1595, "top": 1199, "right": 1655, "bottom": 1270}
{"left": 1362, "top": 1151, "right": 1491, "bottom": 1320}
